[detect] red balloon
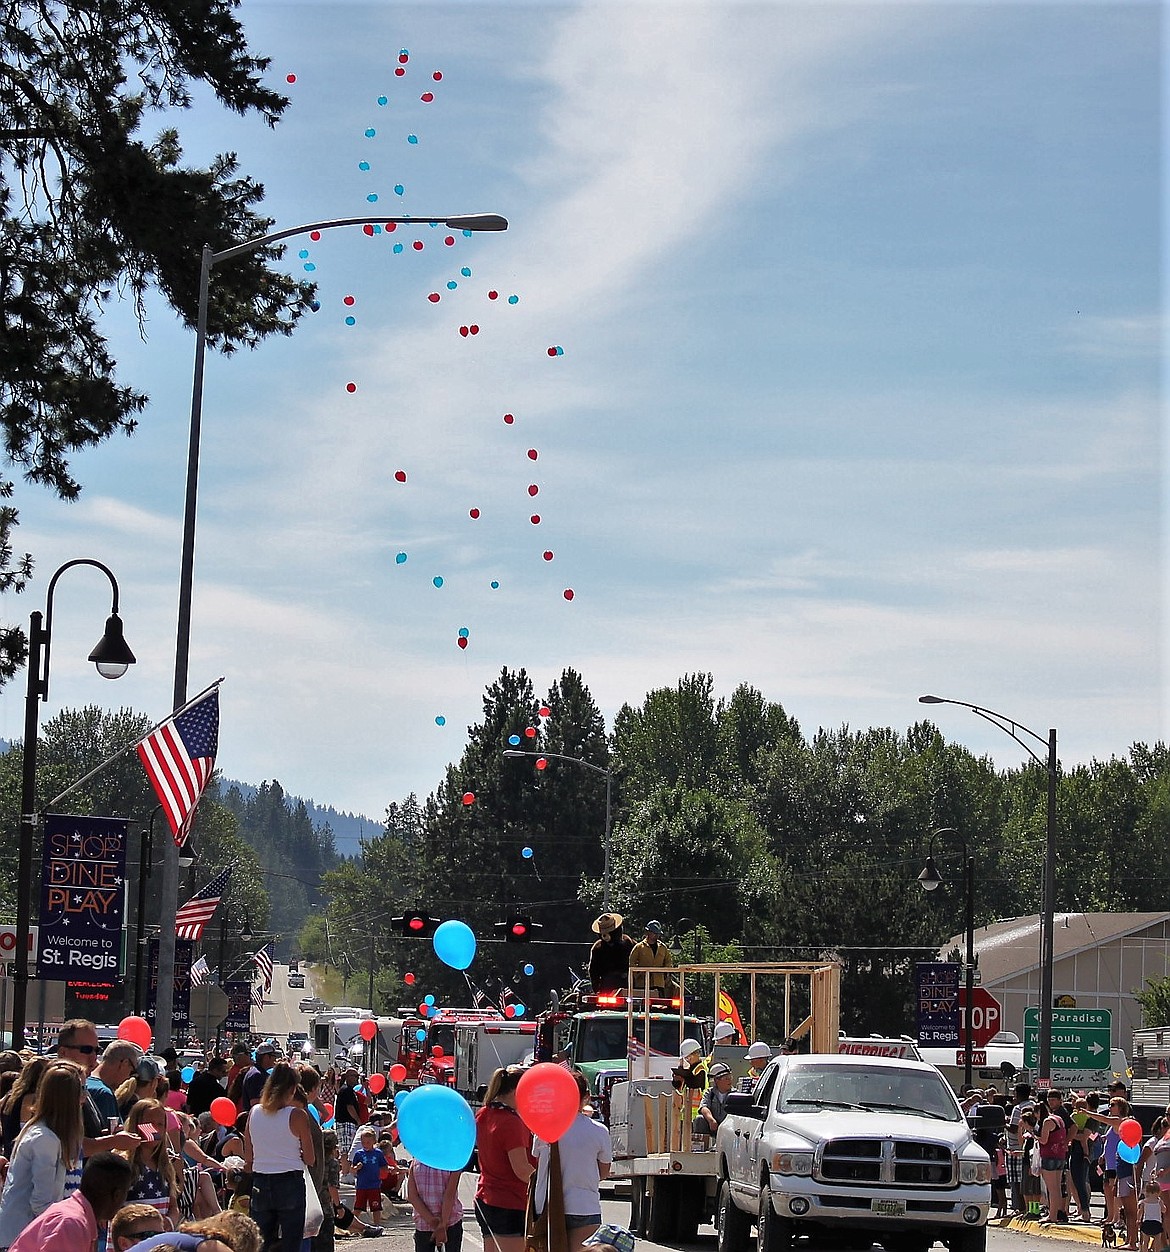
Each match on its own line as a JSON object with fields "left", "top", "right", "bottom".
{"left": 538, "top": 706, "right": 551, "bottom": 718}
{"left": 394, "top": 470, "right": 407, "bottom": 483}
{"left": 528, "top": 485, "right": 539, "bottom": 497}
{"left": 359, "top": 1020, "right": 378, "bottom": 1041}
{"left": 457, "top": 637, "right": 468, "bottom": 650}
{"left": 1119, "top": 1117, "right": 1143, "bottom": 1147}
{"left": 389, "top": 1064, "right": 407, "bottom": 1083}
{"left": 516, "top": 1063, "right": 580, "bottom": 1142}
{"left": 503, "top": 413, "right": 515, "bottom": 425}
{"left": 117, "top": 1015, "right": 152, "bottom": 1051}
{"left": 367, "top": 1073, "right": 387, "bottom": 1094}
{"left": 524, "top": 727, "right": 537, "bottom": 739}
{"left": 432, "top": 1044, "right": 444, "bottom": 1057}
{"left": 418, "top": 1002, "right": 429, "bottom": 1015}
{"left": 527, "top": 449, "right": 539, "bottom": 460}
{"left": 563, "top": 589, "right": 575, "bottom": 601}
{"left": 324, "top": 1103, "right": 333, "bottom": 1119}
{"left": 210, "top": 1096, "right": 237, "bottom": 1128}
{"left": 462, "top": 792, "right": 475, "bottom": 805}
{"left": 405, "top": 972, "right": 416, "bottom": 985}
{"left": 536, "top": 758, "right": 548, "bottom": 770}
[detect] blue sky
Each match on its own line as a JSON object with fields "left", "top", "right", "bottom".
{"left": 0, "top": 0, "right": 1161, "bottom": 820}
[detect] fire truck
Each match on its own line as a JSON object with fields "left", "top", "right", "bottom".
{"left": 416, "top": 1009, "right": 517, "bottom": 1092}
{"left": 536, "top": 989, "right": 707, "bottom": 1123}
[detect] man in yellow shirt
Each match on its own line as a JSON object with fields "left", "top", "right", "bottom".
{"left": 627, "top": 920, "right": 676, "bottom": 994}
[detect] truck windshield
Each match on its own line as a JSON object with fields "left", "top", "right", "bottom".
{"left": 578, "top": 1016, "right": 704, "bottom": 1062}
{"left": 778, "top": 1064, "right": 961, "bottom": 1122}
{"left": 428, "top": 1025, "right": 455, "bottom": 1056}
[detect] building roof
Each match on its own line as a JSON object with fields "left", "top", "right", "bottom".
{"left": 941, "top": 912, "right": 1170, "bottom": 986}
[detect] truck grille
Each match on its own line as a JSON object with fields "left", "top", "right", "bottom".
{"left": 817, "top": 1139, "right": 956, "bottom": 1188}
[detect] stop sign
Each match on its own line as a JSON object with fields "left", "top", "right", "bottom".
{"left": 958, "top": 987, "right": 1003, "bottom": 1048}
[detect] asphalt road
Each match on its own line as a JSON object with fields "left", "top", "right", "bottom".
{"left": 255, "top": 961, "right": 316, "bottom": 1042}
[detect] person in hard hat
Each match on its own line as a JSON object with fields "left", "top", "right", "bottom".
{"left": 671, "top": 1040, "right": 707, "bottom": 1093}
{"left": 704, "top": 1020, "right": 739, "bottom": 1072}
{"left": 626, "top": 921, "right": 675, "bottom": 995}
{"left": 587, "top": 914, "right": 634, "bottom": 994}
{"left": 695, "top": 1064, "right": 736, "bottom": 1138}
{"left": 740, "top": 1042, "right": 772, "bottom": 1092}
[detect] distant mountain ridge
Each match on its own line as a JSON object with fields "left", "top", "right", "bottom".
{"left": 219, "top": 777, "right": 381, "bottom": 857}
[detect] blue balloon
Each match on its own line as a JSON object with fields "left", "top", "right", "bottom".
{"left": 396, "top": 1084, "right": 475, "bottom": 1170}
{"left": 1118, "top": 1141, "right": 1141, "bottom": 1164}
{"left": 322, "top": 1118, "right": 335, "bottom": 1130}
{"left": 424, "top": 994, "right": 435, "bottom": 1006}
{"left": 514, "top": 1003, "right": 526, "bottom": 1017}
{"left": 309, "top": 1104, "right": 322, "bottom": 1123}
{"left": 415, "top": 1028, "right": 426, "bottom": 1042}
{"left": 508, "top": 734, "right": 521, "bottom": 746}
{"left": 181, "top": 1066, "right": 195, "bottom": 1084}
{"left": 395, "top": 1090, "right": 410, "bottom": 1107}
{"left": 433, "top": 919, "right": 476, "bottom": 970}
{"left": 523, "top": 963, "right": 534, "bottom": 976}
{"left": 522, "top": 847, "right": 533, "bottom": 859}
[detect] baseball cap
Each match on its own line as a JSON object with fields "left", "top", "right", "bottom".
{"left": 583, "top": 1226, "right": 634, "bottom": 1252}
{"left": 644, "top": 920, "right": 662, "bottom": 934}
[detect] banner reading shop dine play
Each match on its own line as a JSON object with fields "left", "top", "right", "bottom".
{"left": 37, "top": 814, "right": 128, "bottom": 984}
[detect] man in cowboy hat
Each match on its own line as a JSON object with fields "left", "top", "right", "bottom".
{"left": 588, "top": 912, "right": 635, "bottom": 993}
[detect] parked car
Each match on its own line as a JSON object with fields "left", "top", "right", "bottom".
{"left": 299, "top": 996, "right": 326, "bottom": 1013}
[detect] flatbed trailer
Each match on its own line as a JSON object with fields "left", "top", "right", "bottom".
{"left": 608, "top": 960, "right": 842, "bottom": 1242}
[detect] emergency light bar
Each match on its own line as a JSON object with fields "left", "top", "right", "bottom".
{"left": 586, "top": 994, "right": 683, "bottom": 1010}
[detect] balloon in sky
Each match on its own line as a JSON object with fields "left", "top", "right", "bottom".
{"left": 395, "top": 552, "right": 407, "bottom": 564}
{"left": 396, "top": 1085, "right": 475, "bottom": 1170}
{"left": 508, "top": 735, "right": 521, "bottom": 746}
{"left": 367, "top": 1073, "right": 387, "bottom": 1095}
{"left": 536, "top": 759, "right": 548, "bottom": 771}
{"left": 461, "top": 792, "right": 475, "bottom": 805}
{"left": 424, "top": 994, "right": 435, "bottom": 1006}
{"left": 516, "top": 1063, "right": 580, "bottom": 1142}
{"left": 435, "top": 716, "right": 446, "bottom": 726}
{"left": 405, "top": 972, "right": 416, "bottom": 985}
{"left": 523, "top": 963, "right": 535, "bottom": 976}
{"left": 539, "top": 706, "right": 551, "bottom": 718}
{"left": 433, "top": 919, "right": 476, "bottom": 970}
{"left": 522, "top": 847, "right": 533, "bottom": 859}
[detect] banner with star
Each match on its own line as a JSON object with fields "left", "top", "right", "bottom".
{"left": 36, "top": 814, "right": 128, "bottom": 984}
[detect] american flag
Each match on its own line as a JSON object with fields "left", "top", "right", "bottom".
{"left": 189, "top": 955, "right": 211, "bottom": 987}
{"left": 175, "top": 866, "right": 233, "bottom": 941}
{"left": 251, "top": 943, "right": 274, "bottom": 992}
{"left": 137, "top": 686, "right": 220, "bottom": 847}
{"left": 251, "top": 982, "right": 266, "bottom": 1010}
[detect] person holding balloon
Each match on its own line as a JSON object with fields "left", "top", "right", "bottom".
{"left": 532, "top": 1069, "right": 612, "bottom": 1252}
{"left": 473, "top": 1066, "right": 535, "bottom": 1252}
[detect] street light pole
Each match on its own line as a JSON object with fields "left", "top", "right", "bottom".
{"left": 502, "top": 749, "right": 614, "bottom": 909}
{"left": 14, "top": 560, "right": 136, "bottom": 1047}
{"left": 154, "top": 210, "right": 510, "bottom": 1049}
{"left": 919, "top": 694, "right": 1058, "bottom": 1082}
{"left": 918, "top": 827, "right": 976, "bottom": 1091}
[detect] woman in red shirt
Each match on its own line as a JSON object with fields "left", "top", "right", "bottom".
{"left": 474, "top": 1067, "right": 534, "bottom": 1252}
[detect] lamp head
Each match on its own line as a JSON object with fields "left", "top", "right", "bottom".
{"left": 502, "top": 750, "right": 524, "bottom": 758}
{"left": 918, "top": 856, "right": 943, "bottom": 892}
{"left": 445, "top": 214, "right": 508, "bottom": 232}
{"left": 89, "top": 613, "right": 136, "bottom": 680}
{"left": 918, "top": 695, "right": 944, "bottom": 704}
{"left": 241, "top": 921, "right": 254, "bottom": 943}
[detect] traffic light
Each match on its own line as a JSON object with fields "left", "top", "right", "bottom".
{"left": 392, "top": 911, "right": 440, "bottom": 937}
{"left": 496, "top": 913, "right": 542, "bottom": 942}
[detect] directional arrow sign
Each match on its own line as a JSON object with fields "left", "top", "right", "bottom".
{"left": 1023, "top": 1007, "right": 1112, "bottom": 1069}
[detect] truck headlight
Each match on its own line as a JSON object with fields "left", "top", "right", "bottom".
{"left": 959, "top": 1159, "right": 991, "bottom": 1185}
{"left": 772, "top": 1151, "right": 814, "bottom": 1176}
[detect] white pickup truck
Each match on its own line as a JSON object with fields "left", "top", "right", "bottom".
{"left": 714, "top": 1053, "right": 992, "bottom": 1252}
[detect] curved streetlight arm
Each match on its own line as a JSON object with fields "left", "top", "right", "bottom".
{"left": 502, "top": 748, "right": 608, "bottom": 776}
{"left": 208, "top": 213, "right": 508, "bottom": 268}
{"left": 38, "top": 558, "right": 123, "bottom": 701}
{"left": 919, "top": 695, "right": 1048, "bottom": 768}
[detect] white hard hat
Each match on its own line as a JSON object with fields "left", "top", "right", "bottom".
{"left": 713, "top": 1021, "right": 736, "bottom": 1041}
{"left": 680, "top": 1038, "right": 701, "bottom": 1059}
{"left": 746, "top": 1041, "right": 772, "bottom": 1060}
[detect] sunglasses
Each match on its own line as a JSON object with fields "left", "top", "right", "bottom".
{"left": 59, "top": 1043, "right": 99, "bottom": 1055}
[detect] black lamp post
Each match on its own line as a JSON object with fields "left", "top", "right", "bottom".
{"left": 154, "top": 211, "right": 511, "bottom": 1050}
{"left": 919, "top": 694, "right": 1058, "bottom": 1081}
{"left": 918, "top": 827, "right": 976, "bottom": 1090}
{"left": 14, "top": 559, "right": 136, "bottom": 1047}
{"left": 133, "top": 805, "right": 165, "bottom": 1016}
{"left": 502, "top": 749, "right": 613, "bottom": 908}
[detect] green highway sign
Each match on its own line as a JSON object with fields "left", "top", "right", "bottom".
{"left": 1024, "top": 1006, "right": 1112, "bottom": 1069}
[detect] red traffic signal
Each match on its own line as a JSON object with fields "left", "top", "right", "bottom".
{"left": 496, "top": 914, "right": 542, "bottom": 943}
{"left": 392, "top": 911, "right": 439, "bottom": 937}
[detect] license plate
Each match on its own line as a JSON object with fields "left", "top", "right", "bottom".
{"left": 871, "top": 1200, "right": 905, "bottom": 1217}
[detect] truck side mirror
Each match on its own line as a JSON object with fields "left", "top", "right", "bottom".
{"left": 725, "top": 1091, "right": 763, "bottom": 1119}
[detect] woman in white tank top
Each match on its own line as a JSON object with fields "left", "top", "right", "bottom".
{"left": 244, "top": 1062, "right": 315, "bottom": 1252}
